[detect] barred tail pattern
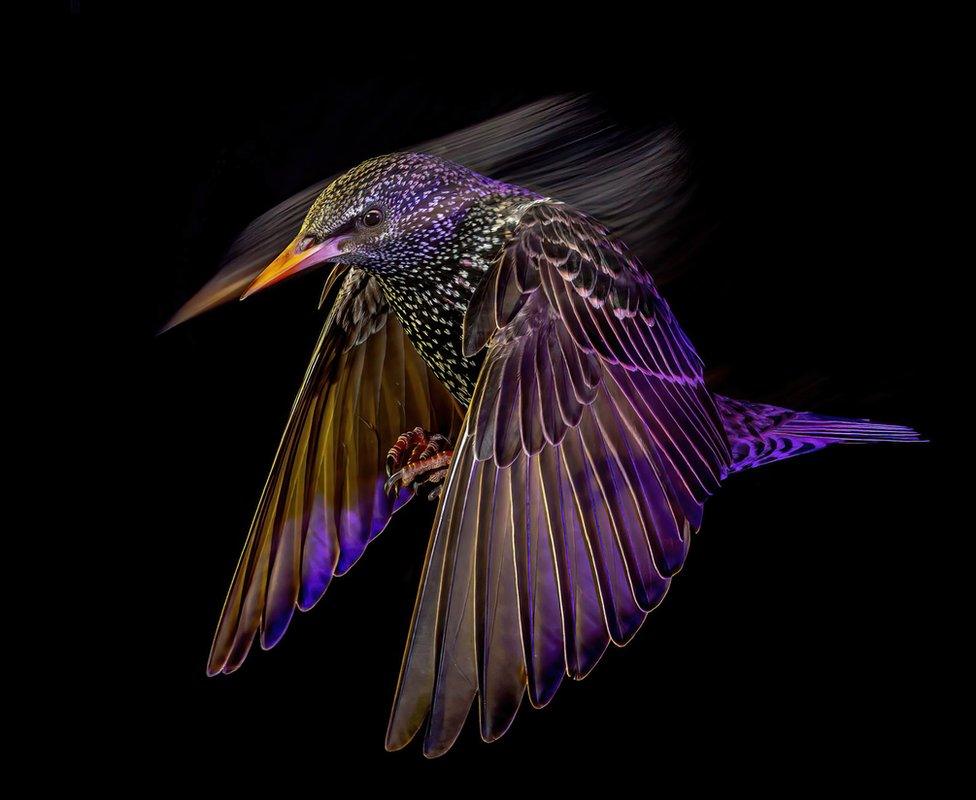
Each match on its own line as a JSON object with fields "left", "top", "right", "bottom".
{"left": 714, "top": 395, "right": 921, "bottom": 475}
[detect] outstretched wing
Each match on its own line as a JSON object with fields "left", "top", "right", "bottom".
{"left": 386, "top": 202, "right": 732, "bottom": 755}
{"left": 208, "top": 266, "right": 463, "bottom": 676}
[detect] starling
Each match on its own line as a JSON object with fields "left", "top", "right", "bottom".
{"left": 168, "top": 99, "right": 919, "bottom": 757}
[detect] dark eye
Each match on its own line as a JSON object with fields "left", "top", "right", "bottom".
{"left": 362, "top": 208, "right": 384, "bottom": 227}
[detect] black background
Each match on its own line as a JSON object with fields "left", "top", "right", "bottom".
{"left": 80, "top": 7, "right": 957, "bottom": 788}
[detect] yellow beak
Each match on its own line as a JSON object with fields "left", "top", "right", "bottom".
{"left": 241, "top": 233, "right": 350, "bottom": 299}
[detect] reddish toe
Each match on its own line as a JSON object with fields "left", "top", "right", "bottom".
{"left": 385, "top": 427, "right": 454, "bottom": 500}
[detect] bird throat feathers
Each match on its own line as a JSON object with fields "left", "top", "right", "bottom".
{"left": 369, "top": 192, "right": 536, "bottom": 405}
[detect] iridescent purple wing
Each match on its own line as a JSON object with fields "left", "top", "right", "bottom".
{"left": 386, "top": 203, "right": 732, "bottom": 756}
{"left": 207, "top": 266, "right": 463, "bottom": 676}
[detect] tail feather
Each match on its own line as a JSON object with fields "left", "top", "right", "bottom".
{"left": 714, "top": 395, "right": 921, "bottom": 475}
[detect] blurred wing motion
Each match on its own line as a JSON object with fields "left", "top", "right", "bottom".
{"left": 162, "top": 180, "right": 333, "bottom": 331}
{"left": 164, "top": 95, "right": 694, "bottom": 331}
{"left": 386, "top": 202, "right": 732, "bottom": 756}
{"left": 208, "top": 266, "right": 462, "bottom": 675}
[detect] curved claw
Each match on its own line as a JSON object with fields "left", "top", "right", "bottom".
{"left": 384, "top": 468, "right": 408, "bottom": 498}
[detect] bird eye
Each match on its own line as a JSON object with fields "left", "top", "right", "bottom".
{"left": 362, "top": 208, "right": 384, "bottom": 227}
{"left": 296, "top": 235, "right": 318, "bottom": 253}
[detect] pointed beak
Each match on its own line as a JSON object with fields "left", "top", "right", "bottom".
{"left": 241, "top": 233, "right": 350, "bottom": 299}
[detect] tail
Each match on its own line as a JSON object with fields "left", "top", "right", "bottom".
{"left": 714, "top": 395, "right": 922, "bottom": 475}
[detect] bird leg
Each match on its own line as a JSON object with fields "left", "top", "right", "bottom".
{"left": 385, "top": 427, "right": 454, "bottom": 501}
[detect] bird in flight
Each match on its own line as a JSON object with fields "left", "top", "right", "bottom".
{"left": 166, "top": 98, "right": 919, "bottom": 757}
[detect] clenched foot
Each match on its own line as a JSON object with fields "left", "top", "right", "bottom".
{"left": 385, "top": 427, "right": 454, "bottom": 501}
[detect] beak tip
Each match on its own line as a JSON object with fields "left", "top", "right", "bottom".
{"left": 239, "top": 281, "right": 262, "bottom": 301}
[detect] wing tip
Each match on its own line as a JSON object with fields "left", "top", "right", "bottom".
{"left": 296, "top": 584, "right": 328, "bottom": 613}
{"left": 205, "top": 644, "right": 227, "bottom": 677}
{"left": 421, "top": 740, "right": 454, "bottom": 760}
{"left": 479, "top": 692, "right": 525, "bottom": 744}
{"left": 527, "top": 675, "right": 563, "bottom": 710}
{"left": 384, "top": 706, "right": 425, "bottom": 754}
{"left": 384, "top": 724, "right": 422, "bottom": 754}
{"left": 259, "top": 613, "right": 295, "bottom": 652}
{"left": 206, "top": 655, "right": 238, "bottom": 678}
{"left": 421, "top": 708, "right": 471, "bottom": 759}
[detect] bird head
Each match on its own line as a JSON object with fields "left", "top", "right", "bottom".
{"left": 242, "top": 153, "right": 512, "bottom": 298}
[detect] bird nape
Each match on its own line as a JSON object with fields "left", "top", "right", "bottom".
{"left": 166, "top": 97, "right": 920, "bottom": 758}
